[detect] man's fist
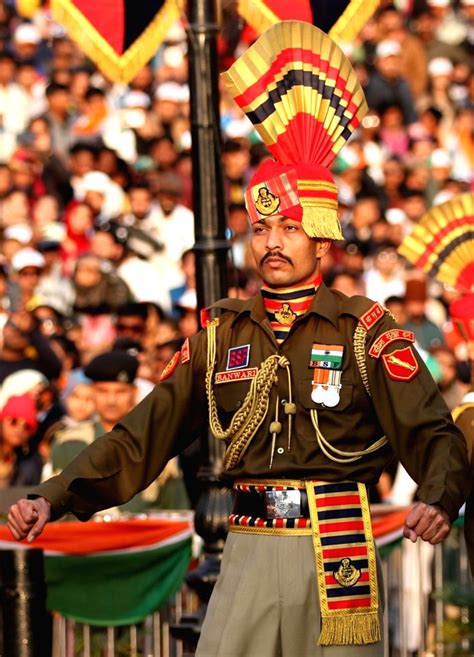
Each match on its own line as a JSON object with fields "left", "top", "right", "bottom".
{"left": 8, "top": 498, "right": 51, "bottom": 542}
{"left": 403, "top": 501, "right": 450, "bottom": 544}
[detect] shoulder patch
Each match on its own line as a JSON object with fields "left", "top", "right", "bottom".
{"left": 369, "top": 329, "right": 415, "bottom": 359}
{"left": 181, "top": 338, "right": 191, "bottom": 364}
{"left": 359, "top": 302, "right": 385, "bottom": 331}
{"left": 160, "top": 351, "right": 180, "bottom": 381}
{"left": 382, "top": 346, "right": 419, "bottom": 381}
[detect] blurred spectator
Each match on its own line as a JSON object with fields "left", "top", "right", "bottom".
{"left": 376, "top": 5, "right": 428, "bottom": 99}
{"left": 364, "top": 246, "right": 406, "bottom": 304}
{"left": 365, "top": 40, "right": 418, "bottom": 125}
{"left": 10, "top": 247, "right": 45, "bottom": 309}
{"left": 0, "top": 393, "right": 41, "bottom": 487}
{"left": 431, "top": 345, "right": 466, "bottom": 410}
{"left": 60, "top": 202, "right": 94, "bottom": 275}
{"left": 385, "top": 295, "right": 407, "bottom": 326}
{"left": 48, "top": 349, "right": 189, "bottom": 511}
{"left": 39, "top": 369, "right": 94, "bottom": 478}
{"left": 115, "top": 302, "right": 148, "bottom": 344}
{"left": 41, "top": 82, "right": 74, "bottom": 158}
{"left": 403, "top": 278, "right": 445, "bottom": 351}
{"left": 72, "top": 253, "right": 130, "bottom": 315}
{"left": 0, "top": 51, "right": 30, "bottom": 152}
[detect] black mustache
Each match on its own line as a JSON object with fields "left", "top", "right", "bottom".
{"left": 260, "top": 251, "right": 293, "bottom": 266}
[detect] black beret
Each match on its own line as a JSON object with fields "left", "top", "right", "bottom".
{"left": 84, "top": 350, "right": 138, "bottom": 383}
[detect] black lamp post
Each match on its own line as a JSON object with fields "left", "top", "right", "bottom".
{"left": 170, "top": 0, "right": 233, "bottom": 649}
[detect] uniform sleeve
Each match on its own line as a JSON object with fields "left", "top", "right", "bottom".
{"left": 31, "top": 330, "right": 208, "bottom": 520}
{"left": 365, "top": 315, "right": 470, "bottom": 521}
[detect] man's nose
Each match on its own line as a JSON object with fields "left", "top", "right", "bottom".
{"left": 265, "top": 226, "right": 282, "bottom": 250}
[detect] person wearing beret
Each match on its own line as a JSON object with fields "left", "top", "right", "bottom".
{"left": 7, "top": 22, "right": 471, "bottom": 657}
{"left": 48, "top": 349, "right": 189, "bottom": 513}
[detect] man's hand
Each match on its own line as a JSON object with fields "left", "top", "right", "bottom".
{"left": 8, "top": 498, "right": 51, "bottom": 542}
{"left": 403, "top": 501, "right": 450, "bottom": 544}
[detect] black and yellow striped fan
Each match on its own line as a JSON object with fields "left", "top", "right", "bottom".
{"left": 398, "top": 192, "right": 474, "bottom": 293}
{"left": 221, "top": 20, "right": 368, "bottom": 169}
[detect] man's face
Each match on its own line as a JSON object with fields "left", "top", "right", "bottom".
{"left": 2, "top": 320, "right": 29, "bottom": 352}
{"left": 377, "top": 54, "right": 401, "bottom": 80}
{"left": 94, "top": 382, "right": 136, "bottom": 426}
{"left": 250, "top": 216, "right": 330, "bottom": 289}
{"left": 157, "top": 191, "right": 178, "bottom": 215}
{"left": 17, "top": 267, "right": 42, "bottom": 295}
{"left": 130, "top": 189, "right": 152, "bottom": 219}
{"left": 434, "top": 351, "right": 457, "bottom": 391}
{"left": 116, "top": 315, "right": 146, "bottom": 340}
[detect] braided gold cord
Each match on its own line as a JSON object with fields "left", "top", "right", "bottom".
{"left": 353, "top": 323, "right": 371, "bottom": 396}
{"left": 311, "top": 410, "right": 387, "bottom": 463}
{"left": 205, "top": 319, "right": 288, "bottom": 470}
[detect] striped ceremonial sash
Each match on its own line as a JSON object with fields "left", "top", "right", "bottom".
{"left": 230, "top": 479, "right": 381, "bottom": 646}
{"left": 305, "top": 481, "right": 380, "bottom": 645}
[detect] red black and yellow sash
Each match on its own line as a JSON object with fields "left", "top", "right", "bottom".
{"left": 229, "top": 479, "right": 380, "bottom": 646}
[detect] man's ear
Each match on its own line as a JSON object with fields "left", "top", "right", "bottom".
{"left": 315, "top": 239, "right": 332, "bottom": 258}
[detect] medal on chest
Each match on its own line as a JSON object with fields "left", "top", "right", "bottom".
{"left": 310, "top": 343, "right": 344, "bottom": 407}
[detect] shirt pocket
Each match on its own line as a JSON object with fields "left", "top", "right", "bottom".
{"left": 297, "top": 380, "right": 354, "bottom": 412}
{"left": 213, "top": 380, "right": 251, "bottom": 414}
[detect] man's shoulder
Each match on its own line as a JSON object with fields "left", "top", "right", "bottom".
{"left": 331, "top": 290, "right": 386, "bottom": 323}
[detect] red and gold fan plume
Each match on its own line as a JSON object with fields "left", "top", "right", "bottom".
{"left": 222, "top": 21, "right": 367, "bottom": 240}
{"left": 398, "top": 193, "right": 474, "bottom": 293}
{"left": 398, "top": 192, "right": 474, "bottom": 343}
{"left": 222, "top": 20, "right": 367, "bottom": 168}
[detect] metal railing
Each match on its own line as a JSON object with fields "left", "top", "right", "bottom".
{"left": 50, "top": 524, "right": 472, "bottom": 657}
{"left": 51, "top": 587, "right": 198, "bottom": 657}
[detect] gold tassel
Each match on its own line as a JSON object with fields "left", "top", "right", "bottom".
{"left": 319, "top": 612, "right": 381, "bottom": 646}
{"left": 51, "top": 0, "right": 183, "bottom": 84}
{"left": 301, "top": 207, "right": 343, "bottom": 240}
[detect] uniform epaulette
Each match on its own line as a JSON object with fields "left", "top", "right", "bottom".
{"left": 201, "top": 298, "right": 250, "bottom": 329}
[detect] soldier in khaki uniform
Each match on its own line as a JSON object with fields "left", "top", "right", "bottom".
{"left": 8, "top": 22, "right": 471, "bottom": 657}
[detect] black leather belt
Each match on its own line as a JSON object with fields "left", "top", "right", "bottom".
{"left": 233, "top": 489, "right": 310, "bottom": 519}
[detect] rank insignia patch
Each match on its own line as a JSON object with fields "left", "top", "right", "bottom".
{"left": 382, "top": 346, "right": 419, "bottom": 381}
{"left": 359, "top": 302, "right": 384, "bottom": 331}
{"left": 369, "top": 329, "right": 415, "bottom": 359}
{"left": 160, "top": 351, "right": 180, "bottom": 381}
{"left": 226, "top": 344, "right": 250, "bottom": 370}
{"left": 181, "top": 338, "right": 191, "bottom": 364}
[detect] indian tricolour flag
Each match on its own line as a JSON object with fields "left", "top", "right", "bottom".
{"left": 0, "top": 516, "right": 193, "bottom": 626}
{"left": 310, "top": 344, "right": 344, "bottom": 369}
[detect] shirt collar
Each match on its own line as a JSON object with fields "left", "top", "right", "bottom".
{"left": 232, "top": 282, "right": 339, "bottom": 328}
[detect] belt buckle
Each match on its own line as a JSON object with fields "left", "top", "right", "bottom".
{"left": 265, "top": 490, "right": 302, "bottom": 519}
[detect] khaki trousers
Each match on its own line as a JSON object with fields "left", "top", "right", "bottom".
{"left": 196, "top": 532, "right": 384, "bottom": 657}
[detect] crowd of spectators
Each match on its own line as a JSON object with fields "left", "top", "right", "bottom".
{"left": 0, "top": 0, "right": 472, "bottom": 508}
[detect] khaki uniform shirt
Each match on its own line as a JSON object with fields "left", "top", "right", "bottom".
{"left": 452, "top": 392, "right": 474, "bottom": 576}
{"left": 34, "top": 285, "right": 470, "bottom": 524}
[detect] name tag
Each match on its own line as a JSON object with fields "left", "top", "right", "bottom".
{"left": 215, "top": 367, "right": 258, "bottom": 384}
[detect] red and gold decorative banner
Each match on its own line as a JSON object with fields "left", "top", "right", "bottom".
{"left": 50, "top": 0, "right": 183, "bottom": 83}
{"left": 237, "top": 0, "right": 380, "bottom": 43}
